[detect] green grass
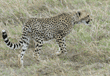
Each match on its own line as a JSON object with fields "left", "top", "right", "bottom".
{"left": 0, "top": 0, "right": 110, "bottom": 76}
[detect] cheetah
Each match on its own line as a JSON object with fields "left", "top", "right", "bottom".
{"left": 2, "top": 10, "right": 92, "bottom": 67}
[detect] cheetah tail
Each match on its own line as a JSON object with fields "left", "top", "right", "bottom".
{"left": 2, "top": 30, "right": 23, "bottom": 50}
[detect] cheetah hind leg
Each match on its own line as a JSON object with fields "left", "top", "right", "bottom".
{"left": 18, "top": 54, "right": 23, "bottom": 68}
{"left": 18, "top": 51, "right": 25, "bottom": 68}
{"left": 56, "top": 38, "right": 67, "bottom": 56}
{"left": 18, "top": 43, "right": 28, "bottom": 68}
{"left": 33, "top": 39, "right": 43, "bottom": 62}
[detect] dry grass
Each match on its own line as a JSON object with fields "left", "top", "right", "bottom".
{"left": 0, "top": 0, "right": 110, "bottom": 76}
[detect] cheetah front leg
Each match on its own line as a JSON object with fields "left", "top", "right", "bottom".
{"left": 56, "top": 37, "right": 67, "bottom": 56}
{"left": 33, "top": 38, "right": 43, "bottom": 61}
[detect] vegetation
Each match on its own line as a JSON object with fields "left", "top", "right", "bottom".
{"left": 0, "top": 0, "right": 110, "bottom": 75}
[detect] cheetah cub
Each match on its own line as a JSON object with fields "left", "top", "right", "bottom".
{"left": 2, "top": 10, "right": 92, "bottom": 67}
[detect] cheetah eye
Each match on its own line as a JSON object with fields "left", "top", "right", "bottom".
{"left": 87, "top": 15, "right": 89, "bottom": 17}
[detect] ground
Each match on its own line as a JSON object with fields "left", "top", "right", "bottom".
{"left": 0, "top": 0, "right": 110, "bottom": 76}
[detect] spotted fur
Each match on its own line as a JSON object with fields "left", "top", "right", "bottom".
{"left": 2, "top": 10, "right": 92, "bottom": 67}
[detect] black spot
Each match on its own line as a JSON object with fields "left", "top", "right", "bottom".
{"left": 36, "top": 44, "right": 39, "bottom": 47}
{"left": 21, "top": 54, "right": 24, "bottom": 56}
{"left": 77, "top": 11, "right": 81, "bottom": 16}
{"left": 38, "top": 52, "right": 40, "bottom": 54}
{"left": 35, "top": 49, "right": 39, "bottom": 52}
{"left": 87, "top": 15, "right": 89, "bottom": 17}
{"left": 59, "top": 45, "right": 61, "bottom": 47}
{"left": 22, "top": 50, "right": 25, "bottom": 51}
{"left": 24, "top": 27, "right": 27, "bottom": 31}
{"left": 61, "top": 51, "right": 64, "bottom": 53}
{"left": 62, "top": 44, "right": 64, "bottom": 46}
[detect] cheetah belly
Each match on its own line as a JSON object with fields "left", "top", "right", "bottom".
{"left": 32, "top": 29, "right": 54, "bottom": 41}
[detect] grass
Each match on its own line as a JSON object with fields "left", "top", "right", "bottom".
{"left": 0, "top": 0, "right": 110, "bottom": 76}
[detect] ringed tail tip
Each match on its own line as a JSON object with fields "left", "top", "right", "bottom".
{"left": 2, "top": 29, "right": 7, "bottom": 40}
{"left": 2, "top": 30, "right": 6, "bottom": 33}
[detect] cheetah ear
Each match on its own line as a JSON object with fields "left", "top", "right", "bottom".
{"left": 77, "top": 11, "right": 81, "bottom": 16}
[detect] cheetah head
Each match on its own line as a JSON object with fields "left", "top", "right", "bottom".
{"left": 73, "top": 10, "right": 92, "bottom": 26}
